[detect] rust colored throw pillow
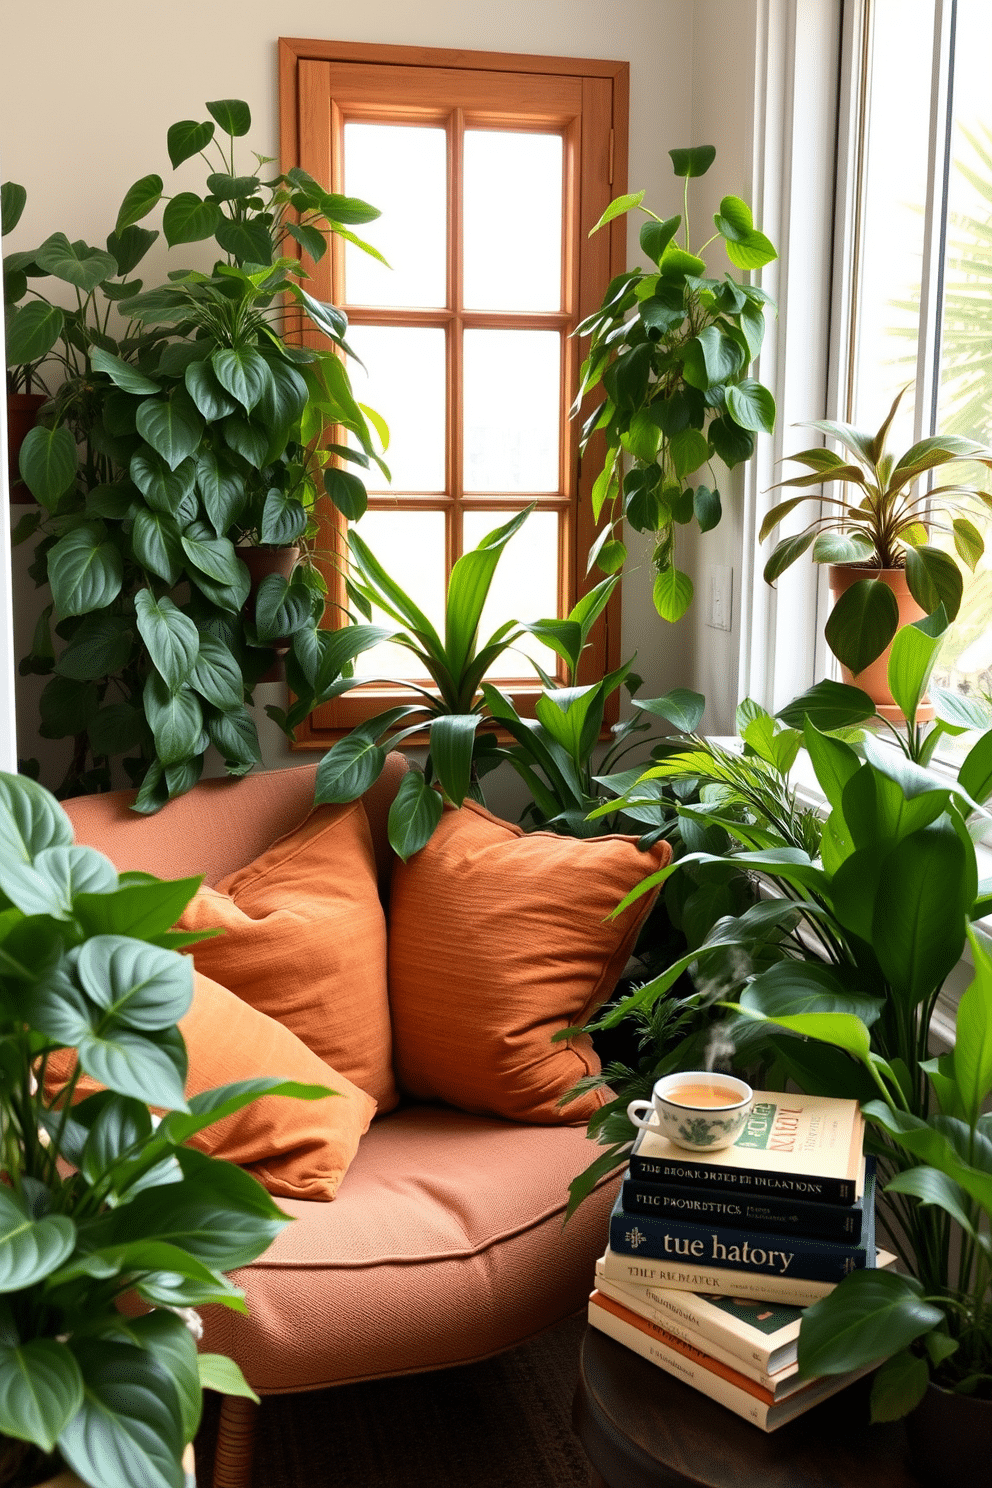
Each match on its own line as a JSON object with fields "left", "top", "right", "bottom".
{"left": 46, "top": 972, "right": 376, "bottom": 1201}
{"left": 177, "top": 801, "right": 398, "bottom": 1112}
{"left": 387, "top": 802, "right": 672, "bottom": 1123}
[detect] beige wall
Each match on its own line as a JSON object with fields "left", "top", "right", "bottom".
{"left": 1, "top": 0, "right": 762, "bottom": 800}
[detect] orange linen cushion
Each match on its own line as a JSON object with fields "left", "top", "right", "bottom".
{"left": 46, "top": 971, "right": 376, "bottom": 1201}
{"left": 387, "top": 802, "right": 672, "bottom": 1123}
{"left": 177, "top": 800, "right": 398, "bottom": 1112}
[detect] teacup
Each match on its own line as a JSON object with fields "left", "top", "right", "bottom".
{"left": 626, "top": 1072, "right": 753, "bottom": 1151}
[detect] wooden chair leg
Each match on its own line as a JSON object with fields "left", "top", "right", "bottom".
{"left": 211, "top": 1395, "right": 259, "bottom": 1488}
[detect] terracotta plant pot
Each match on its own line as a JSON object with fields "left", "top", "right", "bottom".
{"left": 240, "top": 544, "right": 301, "bottom": 683}
{"left": 6, "top": 392, "right": 47, "bottom": 504}
{"left": 827, "top": 564, "right": 934, "bottom": 723}
{"left": 905, "top": 1380, "right": 992, "bottom": 1488}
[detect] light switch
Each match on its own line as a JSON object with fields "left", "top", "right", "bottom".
{"left": 708, "top": 565, "right": 733, "bottom": 631}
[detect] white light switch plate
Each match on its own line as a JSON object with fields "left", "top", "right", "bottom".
{"left": 708, "top": 565, "right": 733, "bottom": 631}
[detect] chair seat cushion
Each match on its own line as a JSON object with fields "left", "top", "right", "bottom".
{"left": 200, "top": 1105, "right": 620, "bottom": 1393}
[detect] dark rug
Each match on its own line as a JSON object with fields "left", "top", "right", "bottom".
{"left": 194, "top": 1312, "right": 593, "bottom": 1488}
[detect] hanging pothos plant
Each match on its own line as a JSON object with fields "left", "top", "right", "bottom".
{"left": 573, "top": 145, "right": 777, "bottom": 624}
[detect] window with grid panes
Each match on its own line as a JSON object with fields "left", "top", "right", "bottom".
{"left": 278, "top": 39, "right": 628, "bottom": 743}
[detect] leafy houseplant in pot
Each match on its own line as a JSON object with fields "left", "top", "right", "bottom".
{"left": 5, "top": 98, "right": 387, "bottom": 808}
{"left": 0, "top": 769, "right": 329, "bottom": 1488}
{"left": 563, "top": 630, "right": 992, "bottom": 1472}
{"left": 574, "top": 146, "right": 777, "bottom": 622}
{"left": 762, "top": 385, "right": 992, "bottom": 716}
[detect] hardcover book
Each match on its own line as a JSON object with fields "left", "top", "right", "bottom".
{"left": 628, "top": 1090, "right": 865, "bottom": 1205}
{"left": 592, "top": 1263, "right": 804, "bottom": 1378}
{"left": 621, "top": 1156, "right": 867, "bottom": 1242}
{"left": 608, "top": 1159, "right": 876, "bottom": 1283}
{"left": 587, "top": 1289, "right": 875, "bottom": 1431}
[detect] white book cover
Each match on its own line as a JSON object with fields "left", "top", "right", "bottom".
{"left": 597, "top": 1244, "right": 897, "bottom": 1308}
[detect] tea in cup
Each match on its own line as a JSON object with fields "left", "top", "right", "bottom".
{"left": 627, "top": 1072, "right": 753, "bottom": 1151}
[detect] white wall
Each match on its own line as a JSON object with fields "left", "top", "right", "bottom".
{"left": 1, "top": 0, "right": 771, "bottom": 795}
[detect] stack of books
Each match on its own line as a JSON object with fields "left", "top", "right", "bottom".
{"left": 588, "top": 1090, "right": 894, "bottom": 1430}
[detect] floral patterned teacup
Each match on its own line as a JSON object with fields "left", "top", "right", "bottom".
{"left": 627, "top": 1072, "right": 753, "bottom": 1151}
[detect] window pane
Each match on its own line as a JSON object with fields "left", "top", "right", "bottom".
{"left": 929, "top": 0, "right": 992, "bottom": 699}
{"left": 463, "top": 329, "right": 560, "bottom": 492}
{"left": 350, "top": 511, "right": 447, "bottom": 681}
{"left": 343, "top": 123, "right": 447, "bottom": 308}
{"left": 851, "top": 0, "right": 936, "bottom": 448}
{"left": 461, "top": 509, "right": 558, "bottom": 678}
{"left": 344, "top": 325, "right": 446, "bottom": 493}
{"left": 463, "top": 131, "right": 563, "bottom": 311}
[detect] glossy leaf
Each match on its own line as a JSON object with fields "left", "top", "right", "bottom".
{"left": 210, "top": 347, "right": 272, "bottom": 415}
{"left": 652, "top": 566, "right": 693, "bottom": 622}
{"left": 960, "top": 730, "right": 992, "bottom": 804}
{"left": 167, "top": 119, "right": 215, "bottom": 168}
{"left": 0, "top": 1188, "right": 75, "bottom": 1294}
{"left": 206, "top": 98, "right": 252, "bottom": 136}
{"left": 78, "top": 1021, "right": 188, "bottom": 1112}
{"left": 631, "top": 688, "right": 705, "bottom": 733}
{"left": 116, "top": 174, "right": 163, "bottom": 232}
{"left": 162, "top": 193, "right": 222, "bottom": 247}
{"left": 58, "top": 1339, "right": 185, "bottom": 1488}
{"left": 197, "top": 1354, "right": 259, "bottom": 1403}
{"left": 18, "top": 423, "right": 77, "bottom": 509}
{"left": 34, "top": 232, "right": 116, "bottom": 291}
{"left": 954, "top": 926, "right": 992, "bottom": 1122}
{"left": 387, "top": 771, "right": 444, "bottom": 862}
{"left": 797, "top": 1270, "right": 941, "bottom": 1378}
{"left": 315, "top": 709, "right": 419, "bottom": 805}
{"left": 824, "top": 579, "right": 900, "bottom": 674}
{"left": 777, "top": 679, "right": 876, "bottom": 730}
{"left": 47, "top": 526, "right": 123, "bottom": 617}
{"left": 669, "top": 146, "right": 716, "bottom": 178}
{"left": 763, "top": 530, "right": 815, "bottom": 585}
{"left": 76, "top": 936, "right": 193, "bottom": 1031}
{"left": 134, "top": 591, "right": 198, "bottom": 691}
{"left": 142, "top": 674, "right": 203, "bottom": 767}
{"left": 871, "top": 826, "right": 968, "bottom": 1008}
{"left": 136, "top": 396, "right": 203, "bottom": 472}
{"left": 6, "top": 301, "right": 64, "bottom": 364}
{"left": 429, "top": 715, "right": 481, "bottom": 806}
{"left": 725, "top": 379, "right": 776, "bottom": 434}
{"left": 0, "top": 1338, "right": 84, "bottom": 1453}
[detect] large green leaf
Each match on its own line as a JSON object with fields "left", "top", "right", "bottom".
{"left": 76, "top": 935, "right": 193, "bottom": 1031}
{"left": 134, "top": 590, "right": 198, "bottom": 690}
{"left": 197, "top": 1354, "right": 258, "bottom": 1403}
{"left": 954, "top": 926, "right": 992, "bottom": 1122}
{"left": 195, "top": 449, "right": 245, "bottom": 535}
{"left": 130, "top": 447, "right": 197, "bottom": 515}
{"left": 315, "top": 708, "right": 420, "bottom": 804}
{"left": 960, "top": 730, "right": 992, "bottom": 804}
{"left": 136, "top": 395, "right": 203, "bottom": 471}
{"left": 19, "top": 423, "right": 77, "bottom": 509}
{"left": 824, "top": 579, "right": 900, "bottom": 674}
{"left": 630, "top": 687, "right": 705, "bottom": 732}
{"left": 739, "top": 960, "right": 884, "bottom": 1025}
{"left": 179, "top": 523, "right": 240, "bottom": 585}
{"left": 386, "top": 771, "right": 444, "bottom": 862}
{"left": 34, "top": 232, "right": 116, "bottom": 291}
{"left": 184, "top": 361, "right": 238, "bottom": 421}
{"left": 682, "top": 326, "right": 742, "bottom": 390}
{"left": 78, "top": 1022, "right": 188, "bottom": 1111}
{"left": 714, "top": 195, "right": 777, "bottom": 270}
{"left": 59, "top": 1340, "right": 186, "bottom": 1488}
{"left": 143, "top": 674, "right": 203, "bottom": 766}
{"left": 6, "top": 300, "right": 64, "bottom": 364}
{"left": 725, "top": 379, "right": 776, "bottom": 433}
{"left": 74, "top": 875, "right": 202, "bottom": 941}
{"left": 128, "top": 1311, "right": 201, "bottom": 1446}
{"left": 189, "top": 634, "right": 243, "bottom": 711}
{"left": 797, "top": 1270, "right": 941, "bottom": 1378}
{"left": 536, "top": 686, "right": 603, "bottom": 768}
{"left": 253, "top": 572, "right": 313, "bottom": 643}
{"left": 669, "top": 146, "right": 716, "bottom": 178}
{"left": 905, "top": 544, "right": 963, "bottom": 622}
{"left": 47, "top": 526, "right": 123, "bottom": 617}
{"left": 33, "top": 845, "right": 117, "bottom": 911}
{"left": 211, "top": 347, "right": 273, "bottom": 415}
{"left": 207, "top": 709, "right": 261, "bottom": 774}
{"left": 0, "top": 1339, "right": 84, "bottom": 1453}
{"left": 429, "top": 714, "right": 481, "bottom": 805}
{"left": 167, "top": 119, "right": 215, "bottom": 168}
{"left": 871, "top": 826, "right": 968, "bottom": 1008}
{"left": 206, "top": 98, "right": 252, "bottom": 136}
{"left": 652, "top": 566, "right": 693, "bottom": 622}
{"left": 0, "top": 1188, "right": 75, "bottom": 1294}
{"left": 0, "top": 181, "right": 26, "bottom": 234}
{"left": 444, "top": 508, "right": 531, "bottom": 681}
{"left": 348, "top": 529, "right": 444, "bottom": 651}
{"left": 162, "top": 194, "right": 222, "bottom": 247}
{"left": 323, "top": 466, "right": 368, "bottom": 521}
{"left": 132, "top": 509, "right": 185, "bottom": 585}
{"left": 887, "top": 620, "right": 943, "bottom": 723}
{"left": 116, "top": 174, "right": 164, "bottom": 232}
{"left": 776, "top": 679, "right": 876, "bottom": 730}
{"left": 55, "top": 614, "right": 133, "bottom": 681}
{"left": 259, "top": 489, "right": 307, "bottom": 546}
{"left": 90, "top": 346, "right": 161, "bottom": 396}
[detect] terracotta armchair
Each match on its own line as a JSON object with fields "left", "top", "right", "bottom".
{"left": 64, "top": 758, "right": 622, "bottom": 1488}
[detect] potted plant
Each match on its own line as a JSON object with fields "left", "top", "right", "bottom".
{"left": 573, "top": 146, "right": 777, "bottom": 622}
{"left": 0, "top": 768, "right": 330, "bottom": 1488}
{"left": 4, "top": 97, "right": 387, "bottom": 808}
{"left": 761, "top": 385, "right": 992, "bottom": 714}
{"left": 561, "top": 624, "right": 992, "bottom": 1472}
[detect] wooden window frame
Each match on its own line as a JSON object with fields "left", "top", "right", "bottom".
{"left": 278, "top": 38, "right": 629, "bottom": 748}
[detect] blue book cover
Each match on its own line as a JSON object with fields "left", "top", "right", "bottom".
{"left": 621, "top": 1158, "right": 866, "bottom": 1242}
{"left": 609, "top": 1158, "right": 876, "bottom": 1284}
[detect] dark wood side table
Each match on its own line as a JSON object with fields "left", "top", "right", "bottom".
{"left": 573, "top": 1325, "right": 919, "bottom": 1488}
